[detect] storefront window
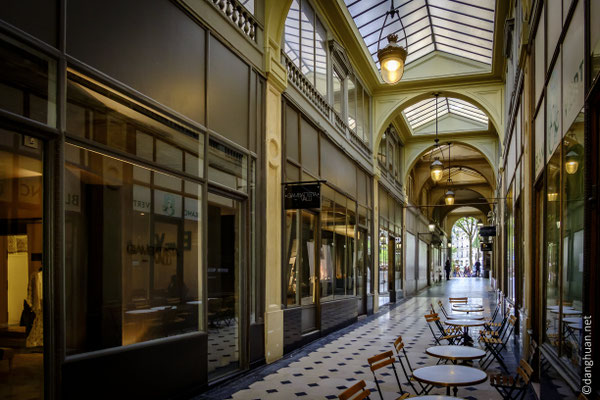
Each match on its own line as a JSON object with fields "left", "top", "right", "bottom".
{"left": 65, "top": 144, "right": 203, "bottom": 355}
{"left": 320, "top": 193, "right": 334, "bottom": 301}
{"left": 300, "top": 211, "right": 317, "bottom": 305}
{"left": 346, "top": 200, "right": 356, "bottom": 297}
{"left": 284, "top": 210, "right": 298, "bottom": 306}
{"left": 506, "top": 186, "right": 515, "bottom": 301}
{"left": 379, "top": 228, "right": 388, "bottom": 295}
{"left": 0, "top": 130, "right": 44, "bottom": 397}
{"left": 561, "top": 110, "right": 584, "bottom": 373}
{"left": 544, "top": 147, "right": 561, "bottom": 350}
{"left": 0, "top": 34, "right": 57, "bottom": 127}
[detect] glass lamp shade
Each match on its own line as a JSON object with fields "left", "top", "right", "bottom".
{"left": 428, "top": 223, "right": 436, "bottom": 232}
{"left": 378, "top": 34, "right": 407, "bottom": 84}
{"left": 430, "top": 159, "right": 444, "bottom": 182}
{"left": 547, "top": 192, "right": 559, "bottom": 202}
{"left": 445, "top": 190, "right": 455, "bottom": 205}
{"left": 565, "top": 150, "right": 579, "bottom": 174}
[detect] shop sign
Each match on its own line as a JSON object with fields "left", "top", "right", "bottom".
{"left": 479, "top": 226, "right": 496, "bottom": 237}
{"left": 481, "top": 242, "right": 493, "bottom": 252}
{"left": 284, "top": 183, "right": 320, "bottom": 209}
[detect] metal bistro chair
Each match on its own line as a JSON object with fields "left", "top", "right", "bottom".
{"left": 479, "top": 315, "right": 517, "bottom": 372}
{"left": 489, "top": 359, "right": 534, "bottom": 399}
{"left": 393, "top": 336, "right": 433, "bottom": 396}
{"left": 425, "top": 313, "right": 462, "bottom": 345}
{"left": 367, "top": 351, "right": 411, "bottom": 400}
{"left": 484, "top": 301, "right": 503, "bottom": 326}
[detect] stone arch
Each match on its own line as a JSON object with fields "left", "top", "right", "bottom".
{"left": 373, "top": 86, "right": 504, "bottom": 153}
{"left": 403, "top": 139, "right": 498, "bottom": 187}
{"left": 416, "top": 164, "right": 495, "bottom": 199}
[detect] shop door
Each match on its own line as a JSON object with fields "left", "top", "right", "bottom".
{"left": 207, "top": 192, "right": 244, "bottom": 380}
{"left": 0, "top": 131, "right": 44, "bottom": 398}
{"left": 300, "top": 210, "right": 317, "bottom": 333}
{"left": 356, "top": 228, "right": 368, "bottom": 315}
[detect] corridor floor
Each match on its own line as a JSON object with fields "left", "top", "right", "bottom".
{"left": 197, "top": 278, "right": 569, "bottom": 400}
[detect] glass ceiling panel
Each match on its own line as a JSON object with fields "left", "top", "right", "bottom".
{"left": 344, "top": 0, "right": 496, "bottom": 68}
{"left": 403, "top": 97, "right": 488, "bottom": 130}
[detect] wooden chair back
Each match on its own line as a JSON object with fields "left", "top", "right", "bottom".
{"left": 424, "top": 313, "right": 439, "bottom": 322}
{"left": 338, "top": 380, "right": 371, "bottom": 400}
{"left": 449, "top": 297, "right": 468, "bottom": 304}
{"left": 393, "top": 335, "right": 404, "bottom": 352}
{"left": 517, "top": 359, "right": 534, "bottom": 384}
{"left": 367, "top": 351, "right": 395, "bottom": 372}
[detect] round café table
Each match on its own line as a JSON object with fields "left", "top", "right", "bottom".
{"left": 446, "top": 314, "right": 484, "bottom": 320}
{"left": 563, "top": 317, "right": 582, "bottom": 324}
{"left": 412, "top": 365, "right": 487, "bottom": 397}
{"left": 445, "top": 319, "right": 486, "bottom": 346}
{"left": 426, "top": 345, "right": 485, "bottom": 365}
{"left": 408, "top": 396, "right": 462, "bottom": 400}
{"left": 550, "top": 309, "right": 581, "bottom": 316}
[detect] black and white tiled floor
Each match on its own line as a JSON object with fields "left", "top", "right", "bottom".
{"left": 197, "top": 278, "right": 576, "bottom": 400}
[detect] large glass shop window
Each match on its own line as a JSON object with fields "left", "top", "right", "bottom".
{"left": 0, "top": 34, "right": 57, "bottom": 127}
{"left": 544, "top": 147, "right": 561, "bottom": 351}
{"left": 560, "top": 111, "right": 584, "bottom": 375}
{"left": 65, "top": 78, "right": 204, "bottom": 355}
{"left": 0, "top": 130, "right": 44, "bottom": 398}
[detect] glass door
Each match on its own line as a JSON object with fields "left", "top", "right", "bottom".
{"left": 356, "top": 229, "right": 367, "bottom": 315}
{"left": 207, "top": 192, "right": 243, "bottom": 380}
{"left": 0, "top": 130, "right": 44, "bottom": 399}
{"left": 300, "top": 210, "right": 317, "bottom": 333}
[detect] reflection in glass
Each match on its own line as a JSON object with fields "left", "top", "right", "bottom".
{"left": 0, "top": 34, "right": 56, "bottom": 126}
{"left": 320, "top": 195, "right": 334, "bottom": 301}
{"left": 285, "top": 210, "right": 298, "bottom": 306}
{"left": 66, "top": 76, "right": 204, "bottom": 178}
{"left": 0, "top": 130, "right": 44, "bottom": 398}
{"left": 544, "top": 147, "right": 561, "bottom": 350}
{"left": 379, "top": 229, "right": 388, "bottom": 294}
{"left": 65, "top": 145, "right": 203, "bottom": 355}
{"left": 208, "top": 139, "right": 247, "bottom": 192}
{"left": 561, "top": 111, "right": 584, "bottom": 374}
{"left": 300, "top": 211, "right": 316, "bottom": 305}
{"left": 334, "top": 194, "right": 346, "bottom": 297}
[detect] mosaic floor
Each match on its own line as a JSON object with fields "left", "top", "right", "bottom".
{"left": 197, "top": 278, "right": 577, "bottom": 400}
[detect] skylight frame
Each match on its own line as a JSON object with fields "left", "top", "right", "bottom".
{"left": 403, "top": 96, "right": 489, "bottom": 130}
{"left": 344, "top": 0, "right": 496, "bottom": 67}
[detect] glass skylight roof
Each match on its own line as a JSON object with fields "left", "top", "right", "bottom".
{"left": 344, "top": 0, "right": 496, "bottom": 67}
{"left": 403, "top": 97, "right": 488, "bottom": 129}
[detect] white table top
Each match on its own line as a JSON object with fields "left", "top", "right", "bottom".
{"left": 426, "top": 345, "right": 485, "bottom": 360}
{"left": 563, "top": 317, "right": 582, "bottom": 324}
{"left": 445, "top": 319, "right": 486, "bottom": 327}
{"left": 412, "top": 365, "right": 487, "bottom": 387}
{"left": 451, "top": 306, "right": 484, "bottom": 313}
{"left": 446, "top": 314, "right": 484, "bottom": 320}
{"left": 547, "top": 305, "right": 574, "bottom": 311}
